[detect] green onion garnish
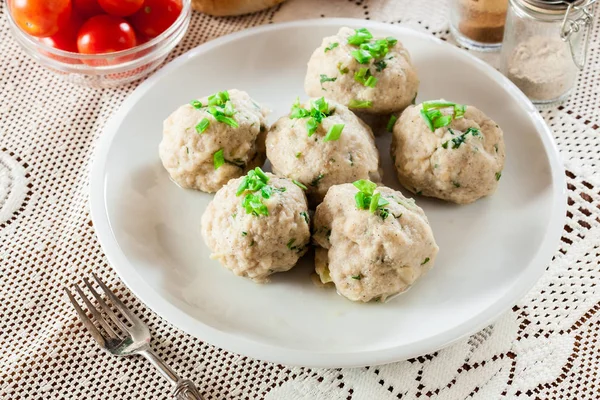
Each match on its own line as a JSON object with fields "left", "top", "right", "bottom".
{"left": 323, "top": 124, "right": 345, "bottom": 142}
{"left": 348, "top": 99, "right": 372, "bottom": 109}
{"left": 306, "top": 117, "right": 318, "bottom": 136}
{"left": 422, "top": 100, "right": 456, "bottom": 110}
{"left": 324, "top": 42, "right": 339, "bottom": 52}
{"left": 386, "top": 115, "right": 398, "bottom": 132}
{"left": 289, "top": 97, "right": 334, "bottom": 137}
{"left": 195, "top": 118, "right": 210, "bottom": 134}
{"left": 292, "top": 179, "right": 307, "bottom": 190}
{"left": 347, "top": 28, "right": 373, "bottom": 45}
{"left": 420, "top": 109, "right": 435, "bottom": 131}
{"left": 213, "top": 149, "right": 225, "bottom": 170}
{"left": 254, "top": 167, "right": 269, "bottom": 182}
{"left": 386, "top": 37, "right": 398, "bottom": 46}
{"left": 421, "top": 257, "right": 430, "bottom": 265}
{"left": 365, "top": 75, "right": 377, "bottom": 88}
{"left": 374, "top": 60, "right": 387, "bottom": 72}
{"left": 190, "top": 100, "right": 202, "bottom": 109}
{"left": 295, "top": 152, "right": 302, "bottom": 158}
{"left": 242, "top": 193, "right": 268, "bottom": 216}
{"left": 223, "top": 101, "right": 235, "bottom": 116}
{"left": 351, "top": 49, "right": 373, "bottom": 64}
{"left": 353, "top": 179, "right": 377, "bottom": 195}
{"left": 351, "top": 274, "right": 362, "bottom": 280}
{"left": 311, "top": 174, "right": 324, "bottom": 186}
{"left": 337, "top": 62, "right": 349, "bottom": 74}
{"left": 433, "top": 115, "right": 453, "bottom": 129}
{"left": 300, "top": 211, "right": 309, "bottom": 223}
{"left": 320, "top": 74, "right": 337, "bottom": 89}
{"left": 496, "top": 172, "right": 502, "bottom": 181}
{"left": 441, "top": 127, "right": 481, "bottom": 149}
{"left": 286, "top": 238, "right": 296, "bottom": 249}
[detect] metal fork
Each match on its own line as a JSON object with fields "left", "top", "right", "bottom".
{"left": 65, "top": 273, "right": 204, "bottom": 400}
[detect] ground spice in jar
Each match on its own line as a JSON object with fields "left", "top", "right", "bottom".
{"left": 458, "top": 0, "right": 509, "bottom": 43}
{"left": 507, "top": 35, "right": 577, "bottom": 102}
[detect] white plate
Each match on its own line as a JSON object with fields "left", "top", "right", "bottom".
{"left": 90, "top": 19, "right": 566, "bottom": 368}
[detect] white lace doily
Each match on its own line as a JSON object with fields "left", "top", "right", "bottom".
{"left": 1, "top": 1, "right": 599, "bottom": 399}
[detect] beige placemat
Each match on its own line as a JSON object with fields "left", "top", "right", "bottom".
{"left": 1, "top": 1, "right": 599, "bottom": 399}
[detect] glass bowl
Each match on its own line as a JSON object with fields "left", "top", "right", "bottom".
{"left": 5, "top": 0, "right": 191, "bottom": 88}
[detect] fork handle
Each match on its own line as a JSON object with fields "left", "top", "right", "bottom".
{"left": 141, "top": 350, "right": 205, "bottom": 400}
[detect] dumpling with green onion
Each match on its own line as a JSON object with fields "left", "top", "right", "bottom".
{"left": 313, "top": 180, "right": 438, "bottom": 302}
{"left": 304, "top": 27, "right": 419, "bottom": 114}
{"left": 159, "top": 89, "right": 268, "bottom": 193}
{"left": 266, "top": 97, "right": 382, "bottom": 205}
{"left": 391, "top": 100, "right": 506, "bottom": 204}
{"left": 201, "top": 168, "right": 310, "bottom": 282}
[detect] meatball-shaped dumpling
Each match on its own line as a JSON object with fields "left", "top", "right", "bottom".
{"left": 391, "top": 100, "right": 505, "bottom": 204}
{"left": 313, "top": 180, "right": 438, "bottom": 302}
{"left": 305, "top": 27, "right": 419, "bottom": 114}
{"left": 159, "top": 89, "right": 268, "bottom": 193}
{"left": 266, "top": 97, "right": 381, "bottom": 205}
{"left": 201, "top": 168, "right": 310, "bottom": 282}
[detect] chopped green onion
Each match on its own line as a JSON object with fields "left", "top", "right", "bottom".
{"left": 207, "top": 106, "right": 239, "bottom": 128}
{"left": 195, "top": 118, "right": 210, "bottom": 134}
{"left": 369, "top": 192, "right": 381, "bottom": 213}
{"left": 355, "top": 191, "right": 366, "bottom": 209}
{"left": 218, "top": 90, "right": 229, "bottom": 103}
{"left": 421, "top": 257, "right": 430, "bottom": 265}
{"left": 300, "top": 211, "right": 309, "bottom": 224}
{"left": 351, "top": 49, "right": 373, "bottom": 64}
{"left": 454, "top": 104, "right": 466, "bottom": 118}
{"left": 353, "top": 179, "right": 376, "bottom": 195}
{"left": 320, "top": 74, "right": 337, "bottom": 84}
{"left": 286, "top": 238, "right": 296, "bottom": 249}
{"left": 374, "top": 60, "right": 387, "bottom": 72}
{"left": 254, "top": 167, "right": 269, "bottom": 183}
{"left": 324, "top": 42, "right": 339, "bottom": 52}
{"left": 295, "top": 152, "right": 302, "bottom": 158}
{"left": 386, "top": 115, "right": 398, "bottom": 132}
{"left": 347, "top": 28, "right": 373, "bottom": 45}
{"left": 242, "top": 193, "right": 268, "bottom": 216}
{"left": 236, "top": 178, "right": 249, "bottom": 196}
{"left": 190, "top": 100, "right": 202, "bottom": 109}
{"left": 386, "top": 36, "right": 398, "bottom": 46}
{"left": 496, "top": 172, "right": 502, "bottom": 181}
{"left": 348, "top": 99, "right": 372, "bottom": 109}
{"left": 323, "top": 124, "right": 345, "bottom": 142}
{"left": 223, "top": 101, "right": 235, "bottom": 116}
{"left": 354, "top": 67, "right": 370, "bottom": 84}
{"left": 312, "top": 97, "right": 329, "bottom": 113}
{"left": 351, "top": 274, "right": 362, "bottom": 280}
{"left": 379, "top": 208, "right": 389, "bottom": 220}
{"left": 306, "top": 117, "right": 318, "bottom": 136}
{"left": 420, "top": 109, "right": 435, "bottom": 131}
{"left": 213, "top": 149, "right": 225, "bottom": 170}
{"left": 433, "top": 115, "right": 453, "bottom": 129}
{"left": 337, "top": 62, "right": 349, "bottom": 74}
{"left": 365, "top": 75, "right": 377, "bottom": 88}
{"left": 261, "top": 186, "right": 273, "bottom": 199}
{"left": 242, "top": 231, "right": 247, "bottom": 236}
{"left": 311, "top": 174, "right": 324, "bottom": 186}
{"left": 360, "top": 39, "right": 389, "bottom": 59}
{"left": 422, "top": 100, "right": 456, "bottom": 110}
{"left": 292, "top": 179, "right": 307, "bottom": 190}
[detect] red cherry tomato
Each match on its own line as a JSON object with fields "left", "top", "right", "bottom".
{"left": 72, "top": 0, "right": 102, "bottom": 18}
{"left": 9, "top": 0, "right": 72, "bottom": 37}
{"left": 129, "top": 0, "right": 182, "bottom": 38}
{"left": 39, "top": 13, "right": 82, "bottom": 62}
{"left": 77, "top": 15, "right": 137, "bottom": 63}
{"left": 97, "top": 0, "right": 143, "bottom": 16}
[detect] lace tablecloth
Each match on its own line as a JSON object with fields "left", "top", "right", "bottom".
{"left": 1, "top": 0, "right": 599, "bottom": 399}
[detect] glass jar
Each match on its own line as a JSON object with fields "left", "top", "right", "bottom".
{"left": 500, "top": 0, "right": 595, "bottom": 105}
{"left": 450, "top": 0, "right": 509, "bottom": 51}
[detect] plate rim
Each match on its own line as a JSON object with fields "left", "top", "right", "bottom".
{"left": 89, "top": 17, "right": 567, "bottom": 368}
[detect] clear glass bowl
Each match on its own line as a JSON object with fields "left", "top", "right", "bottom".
{"left": 5, "top": 0, "right": 191, "bottom": 88}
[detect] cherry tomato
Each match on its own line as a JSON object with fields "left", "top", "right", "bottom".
{"left": 39, "top": 13, "right": 82, "bottom": 62}
{"left": 97, "top": 0, "right": 143, "bottom": 16}
{"left": 129, "top": 0, "right": 182, "bottom": 38}
{"left": 72, "top": 0, "right": 102, "bottom": 18}
{"left": 9, "top": 0, "right": 72, "bottom": 37}
{"left": 77, "top": 15, "right": 137, "bottom": 63}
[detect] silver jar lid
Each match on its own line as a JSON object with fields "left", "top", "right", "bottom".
{"left": 513, "top": 0, "right": 587, "bottom": 15}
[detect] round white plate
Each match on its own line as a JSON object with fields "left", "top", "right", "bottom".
{"left": 90, "top": 18, "right": 566, "bottom": 368}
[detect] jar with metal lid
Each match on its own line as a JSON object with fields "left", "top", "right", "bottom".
{"left": 500, "top": 0, "right": 595, "bottom": 105}
{"left": 450, "top": 0, "right": 510, "bottom": 50}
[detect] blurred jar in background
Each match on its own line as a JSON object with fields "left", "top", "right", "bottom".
{"left": 450, "top": 0, "right": 509, "bottom": 51}
{"left": 500, "top": 0, "right": 594, "bottom": 105}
